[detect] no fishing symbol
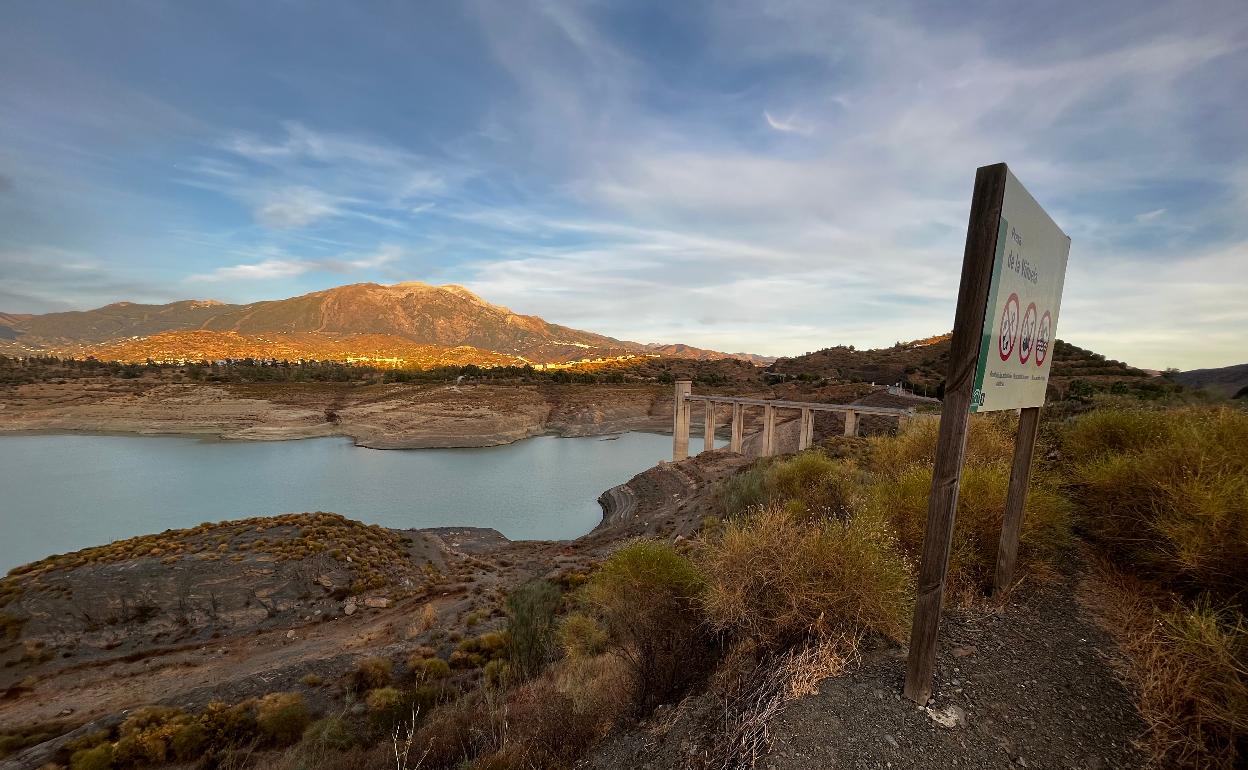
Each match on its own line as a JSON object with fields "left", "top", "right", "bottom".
{"left": 1035, "top": 311, "right": 1052, "bottom": 366}
{"left": 1018, "top": 302, "right": 1038, "bottom": 364}
{"left": 998, "top": 293, "right": 1020, "bottom": 361}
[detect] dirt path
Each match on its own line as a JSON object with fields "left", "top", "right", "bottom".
{"left": 589, "top": 569, "right": 1145, "bottom": 770}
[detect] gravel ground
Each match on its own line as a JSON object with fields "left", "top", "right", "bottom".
{"left": 588, "top": 570, "right": 1145, "bottom": 770}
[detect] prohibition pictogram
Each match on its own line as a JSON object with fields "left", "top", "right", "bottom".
{"left": 998, "top": 292, "right": 1020, "bottom": 361}
{"left": 1018, "top": 302, "right": 1038, "bottom": 364}
{"left": 1035, "top": 311, "right": 1052, "bottom": 366}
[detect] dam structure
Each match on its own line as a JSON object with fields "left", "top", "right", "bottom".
{"left": 670, "top": 379, "right": 915, "bottom": 461}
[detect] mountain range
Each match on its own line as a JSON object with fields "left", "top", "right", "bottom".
{"left": 0, "top": 282, "right": 774, "bottom": 367}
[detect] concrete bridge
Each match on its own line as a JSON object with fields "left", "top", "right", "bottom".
{"left": 671, "top": 379, "right": 915, "bottom": 461}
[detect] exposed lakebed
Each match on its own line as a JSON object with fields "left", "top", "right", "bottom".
{"left": 0, "top": 431, "right": 722, "bottom": 573}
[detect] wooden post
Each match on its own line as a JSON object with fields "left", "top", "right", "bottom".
{"left": 904, "top": 163, "right": 1007, "bottom": 705}
{"left": 672, "top": 380, "right": 692, "bottom": 461}
{"left": 762, "top": 403, "right": 776, "bottom": 456}
{"left": 730, "top": 403, "right": 744, "bottom": 453}
{"left": 703, "top": 399, "right": 716, "bottom": 453}
{"left": 843, "top": 409, "right": 859, "bottom": 437}
{"left": 798, "top": 408, "right": 813, "bottom": 450}
{"left": 994, "top": 406, "right": 1041, "bottom": 596}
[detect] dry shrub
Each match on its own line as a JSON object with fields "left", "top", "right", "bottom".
{"left": 350, "top": 657, "right": 393, "bottom": 693}
{"left": 868, "top": 412, "right": 1017, "bottom": 479}
{"left": 551, "top": 653, "right": 634, "bottom": 726}
{"left": 577, "top": 540, "right": 708, "bottom": 712}
{"left": 1082, "top": 561, "right": 1247, "bottom": 768}
{"left": 700, "top": 506, "right": 913, "bottom": 648}
{"left": 256, "top": 692, "right": 310, "bottom": 747}
{"left": 864, "top": 463, "right": 1071, "bottom": 593}
{"left": 716, "top": 451, "right": 866, "bottom": 519}
{"left": 1064, "top": 406, "right": 1248, "bottom": 604}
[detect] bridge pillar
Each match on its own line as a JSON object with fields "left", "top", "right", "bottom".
{"left": 730, "top": 402, "right": 744, "bottom": 453}
{"left": 799, "top": 407, "right": 814, "bottom": 450}
{"left": 844, "top": 409, "right": 859, "bottom": 437}
{"left": 672, "top": 380, "right": 692, "bottom": 461}
{"left": 703, "top": 399, "right": 716, "bottom": 452}
{"left": 762, "top": 403, "right": 777, "bottom": 456}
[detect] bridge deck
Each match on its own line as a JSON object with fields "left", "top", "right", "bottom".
{"left": 683, "top": 395, "right": 912, "bottom": 417}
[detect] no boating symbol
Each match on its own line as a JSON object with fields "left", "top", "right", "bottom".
{"left": 997, "top": 293, "right": 1020, "bottom": 361}
{"left": 1035, "top": 311, "right": 1052, "bottom": 366}
{"left": 1018, "top": 302, "right": 1038, "bottom": 364}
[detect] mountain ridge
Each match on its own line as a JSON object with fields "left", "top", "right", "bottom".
{"left": 0, "top": 282, "right": 773, "bottom": 366}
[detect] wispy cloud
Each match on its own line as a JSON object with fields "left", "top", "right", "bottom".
{"left": 763, "top": 111, "right": 812, "bottom": 135}
{"left": 187, "top": 245, "right": 403, "bottom": 282}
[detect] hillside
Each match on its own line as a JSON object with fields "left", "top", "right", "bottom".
{"left": 770, "top": 335, "right": 1157, "bottom": 395}
{"left": 1172, "top": 362, "right": 1248, "bottom": 398}
{"left": 0, "top": 283, "right": 771, "bottom": 367}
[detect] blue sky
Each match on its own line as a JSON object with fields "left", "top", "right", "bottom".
{"left": 1, "top": 0, "right": 1245, "bottom": 369}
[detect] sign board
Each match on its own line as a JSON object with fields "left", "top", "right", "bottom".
{"left": 970, "top": 169, "right": 1070, "bottom": 412}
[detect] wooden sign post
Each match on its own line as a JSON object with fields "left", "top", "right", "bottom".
{"left": 903, "top": 163, "right": 1070, "bottom": 705}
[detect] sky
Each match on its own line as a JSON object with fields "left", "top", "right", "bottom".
{"left": 1, "top": 1, "right": 1245, "bottom": 370}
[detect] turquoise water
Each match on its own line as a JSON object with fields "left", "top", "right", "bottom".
{"left": 0, "top": 431, "right": 723, "bottom": 573}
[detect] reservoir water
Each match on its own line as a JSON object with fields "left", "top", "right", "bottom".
{"left": 0, "top": 431, "right": 722, "bottom": 573}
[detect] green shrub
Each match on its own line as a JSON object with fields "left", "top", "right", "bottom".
{"left": 557, "top": 612, "right": 608, "bottom": 659}
{"left": 415, "top": 656, "right": 451, "bottom": 680}
{"left": 169, "top": 721, "right": 207, "bottom": 761}
{"left": 505, "top": 580, "right": 562, "bottom": 680}
{"left": 70, "top": 744, "right": 114, "bottom": 770}
{"left": 483, "top": 659, "right": 512, "bottom": 689}
{"left": 365, "top": 687, "right": 402, "bottom": 714}
{"left": 198, "top": 701, "right": 257, "bottom": 749}
{"left": 716, "top": 451, "right": 866, "bottom": 519}
{"left": 302, "top": 716, "right": 355, "bottom": 752}
{"left": 256, "top": 692, "right": 310, "bottom": 747}
{"left": 578, "top": 541, "right": 707, "bottom": 711}
{"left": 700, "top": 505, "right": 913, "bottom": 648}
{"left": 1064, "top": 407, "right": 1248, "bottom": 604}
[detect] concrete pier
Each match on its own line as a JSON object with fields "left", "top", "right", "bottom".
{"left": 672, "top": 385, "right": 912, "bottom": 460}
{"left": 703, "top": 399, "right": 716, "bottom": 452}
{"left": 798, "top": 407, "right": 814, "bottom": 450}
{"left": 762, "top": 403, "right": 777, "bottom": 456}
{"left": 672, "top": 380, "right": 692, "bottom": 460}
{"left": 730, "top": 402, "right": 744, "bottom": 453}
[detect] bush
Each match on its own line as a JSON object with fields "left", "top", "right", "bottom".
{"left": 717, "top": 451, "right": 867, "bottom": 520}
{"left": 349, "top": 657, "right": 392, "bottom": 693}
{"left": 256, "top": 692, "right": 310, "bottom": 747}
{"left": 302, "top": 716, "right": 355, "bottom": 752}
{"left": 557, "top": 612, "right": 608, "bottom": 659}
{"left": 365, "top": 687, "right": 402, "bottom": 714}
{"left": 1085, "top": 564, "right": 1247, "bottom": 768}
{"left": 1064, "top": 407, "right": 1248, "bottom": 605}
{"left": 415, "top": 656, "right": 451, "bottom": 681}
{"left": 700, "top": 506, "right": 913, "bottom": 648}
{"left": 864, "top": 463, "right": 1071, "bottom": 593}
{"left": 577, "top": 541, "right": 708, "bottom": 711}
{"left": 505, "top": 580, "right": 562, "bottom": 680}
{"left": 69, "top": 744, "right": 113, "bottom": 770}
{"left": 868, "top": 413, "right": 1017, "bottom": 480}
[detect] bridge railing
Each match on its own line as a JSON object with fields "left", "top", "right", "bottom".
{"left": 671, "top": 379, "right": 914, "bottom": 461}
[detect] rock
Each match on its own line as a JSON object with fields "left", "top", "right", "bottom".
{"left": 58, "top": 708, "right": 74, "bottom": 716}
{"left": 343, "top": 601, "right": 357, "bottom": 616}
{"left": 286, "top": 630, "right": 296, "bottom": 639}
{"left": 927, "top": 704, "right": 968, "bottom": 728}
{"left": 952, "top": 645, "right": 977, "bottom": 657}
{"left": 364, "top": 597, "right": 390, "bottom": 609}
{"left": 884, "top": 734, "right": 899, "bottom": 749}
{"left": 315, "top": 574, "right": 334, "bottom": 588}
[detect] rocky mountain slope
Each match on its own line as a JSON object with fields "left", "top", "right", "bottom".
{"left": 1172, "top": 362, "right": 1248, "bottom": 398}
{"left": 0, "top": 283, "right": 770, "bottom": 366}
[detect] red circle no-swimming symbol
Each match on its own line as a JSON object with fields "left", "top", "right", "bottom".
{"left": 1035, "top": 311, "right": 1052, "bottom": 366}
